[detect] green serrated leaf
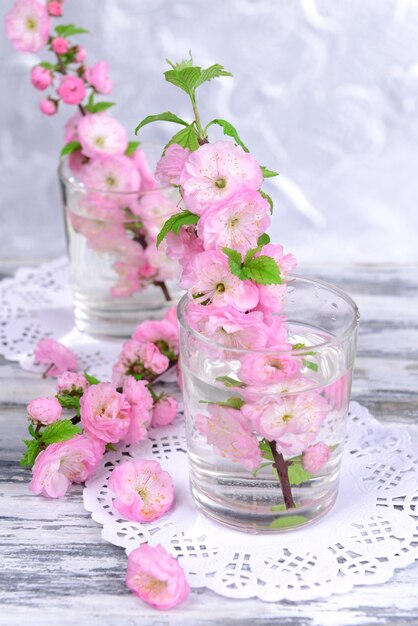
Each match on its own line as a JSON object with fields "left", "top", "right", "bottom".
{"left": 206, "top": 396, "right": 245, "bottom": 410}
{"left": 244, "top": 246, "right": 262, "bottom": 265}
{"left": 288, "top": 462, "right": 313, "bottom": 486}
{"left": 260, "top": 165, "right": 279, "bottom": 178}
{"left": 260, "top": 189, "right": 274, "bottom": 214}
{"left": 222, "top": 247, "right": 246, "bottom": 280}
{"left": 125, "top": 141, "right": 141, "bottom": 156}
{"left": 135, "top": 111, "right": 189, "bottom": 135}
{"left": 165, "top": 125, "right": 200, "bottom": 152}
{"left": 55, "top": 24, "right": 89, "bottom": 37}
{"left": 206, "top": 118, "right": 249, "bottom": 152}
{"left": 259, "top": 439, "right": 274, "bottom": 461}
{"left": 84, "top": 371, "right": 100, "bottom": 385}
{"left": 269, "top": 515, "right": 307, "bottom": 529}
{"left": 215, "top": 376, "right": 246, "bottom": 388}
{"left": 156, "top": 210, "right": 199, "bottom": 247}
{"left": 20, "top": 439, "right": 41, "bottom": 467}
{"left": 92, "top": 101, "right": 115, "bottom": 113}
{"left": 164, "top": 66, "right": 202, "bottom": 95}
{"left": 41, "top": 420, "right": 81, "bottom": 445}
{"left": 60, "top": 141, "right": 82, "bottom": 157}
{"left": 303, "top": 359, "right": 319, "bottom": 372}
{"left": 195, "top": 64, "right": 233, "bottom": 88}
{"left": 56, "top": 393, "right": 81, "bottom": 417}
{"left": 243, "top": 255, "right": 282, "bottom": 285}
{"left": 28, "top": 423, "right": 36, "bottom": 438}
{"left": 257, "top": 233, "right": 270, "bottom": 246}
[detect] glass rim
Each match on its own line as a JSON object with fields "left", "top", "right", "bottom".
{"left": 177, "top": 273, "right": 360, "bottom": 355}
{"left": 57, "top": 146, "right": 171, "bottom": 196}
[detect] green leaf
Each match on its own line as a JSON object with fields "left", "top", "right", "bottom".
{"left": 28, "top": 423, "right": 37, "bottom": 438}
{"left": 125, "top": 141, "right": 140, "bottom": 156}
{"left": 206, "top": 396, "right": 245, "bottom": 410}
{"left": 260, "top": 165, "right": 279, "bottom": 178}
{"left": 55, "top": 24, "right": 89, "bottom": 37}
{"left": 91, "top": 101, "right": 116, "bottom": 113}
{"left": 269, "top": 515, "right": 307, "bottom": 529}
{"left": 243, "top": 255, "right": 282, "bottom": 285}
{"left": 303, "top": 359, "right": 319, "bottom": 372}
{"left": 135, "top": 111, "right": 189, "bottom": 135}
{"left": 222, "top": 247, "right": 246, "bottom": 280}
{"left": 39, "top": 61, "right": 55, "bottom": 70}
{"left": 56, "top": 394, "right": 80, "bottom": 416}
{"left": 206, "top": 118, "right": 249, "bottom": 152}
{"left": 194, "top": 64, "right": 233, "bottom": 88}
{"left": 165, "top": 125, "right": 200, "bottom": 152}
{"left": 164, "top": 66, "right": 203, "bottom": 95}
{"left": 60, "top": 141, "right": 82, "bottom": 157}
{"left": 156, "top": 210, "right": 199, "bottom": 247}
{"left": 244, "top": 245, "right": 262, "bottom": 265}
{"left": 252, "top": 462, "right": 272, "bottom": 477}
{"left": 260, "top": 189, "right": 274, "bottom": 214}
{"left": 84, "top": 371, "right": 100, "bottom": 385}
{"left": 270, "top": 503, "right": 287, "bottom": 512}
{"left": 259, "top": 439, "right": 274, "bottom": 461}
{"left": 41, "top": 420, "right": 81, "bottom": 445}
{"left": 20, "top": 439, "right": 41, "bottom": 467}
{"left": 288, "top": 463, "right": 312, "bottom": 486}
{"left": 257, "top": 233, "right": 270, "bottom": 247}
{"left": 215, "top": 375, "right": 246, "bottom": 388}
{"left": 105, "top": 443, "right": 117, "bottom": 452}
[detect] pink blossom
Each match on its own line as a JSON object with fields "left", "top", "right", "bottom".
{"left": 64, "top": 110, "right": 82, "bottom": 143}
{"left": 165, "top": 225, "right": 204, "bottom": 269}
{"left": 126, "top": 544, "right": 189, "bottom": 610}
{"left": 109, "top": 460, "right": 174, "bottom": 522}
{"left": 122, "top": 376, "right": 153, "bottom": 444}
{"left": 47, "top": 1, "right": 62, "bottom": 16}
{"left": 198, "top": 190, "right": 270, "bottom": 254}
{"left": 132, "top": 191, "right": 177, "bottom": 239}
{"left": 85, "top": 61, "right": 113, "bottom": 95}
{"left": 56, "top": 371, "right": 88, "bottom": 394}
{"left": 51, "top": 36, "right": 68, "bottom": 55}
{"left": 111, "top": 261, "right": 142, "bottom": 298}
{"left": 255, "top": 245, "right": 297, "bottom": 312}
{"left": 57, "top": 75, "right": 86, "bottom": 105}
{"left": 187, "top": 304, "right": 269, "bottom": 350}
{"left": 239, "top": 352, "right": 299, "bottom": 386}
{"left": 155, "top": 144, "right": 190, "bottom": 186}
{"left": 75, "top": 45, "right": 87, "bottom": 63}
{"left": 83, "top": 155, "right": 140, "bottom": 194}
{"left": 77, "top": 114, "right": 129, "bottom": 158}
{"left": 80, "top": 382, "right": 131, "bottom": 444}
{"left": 27, "top": 397, "right": 62, "bottom": 425}
{"left": 196, "top": 404, "right": 262, "bottom": 471}
{"left": 180, "top": 141, "right": 263, "bottom": 214}
{"left": 31, "top": 65, "right": 52, "bottom": 90}
{"left": 323, "top": 373, "right": 350, "bottom": 411}
{"left": 302, "top": 442, "right": 331, "bottom": 474}
{"left": 133, "top": 320, "right": 179, "bottom": 356}
{"left": 5, "top": 0, "right": 50, "bottom": 53}
{"left": 263, "top": 313, "right": 290, "bottom": 348}
{"left": 30, "top": 434, "right": 104, "bottom": 498}
{"left": 130, "top": 147, "right": 158, "bottom": 190}
{"left": 39, "top": 98, "right": 57, "bottom": 116}
{"left": 245, "top": 391, "right": 329, "bottom": 457}
{"left": 34, "top": 338, "right": 77, "bottom": 376}
{"left": 152, "top": 396, "right": 178, "bottom": 427}
{"left": 186, "top": 250, "right": 259, "bottom": 311}
{"left": 144, "top": 244, "right": 180, "bottom": 282}
{"left": 112, "top": 340, "right": 169, "bottom": 387}
{"left": 164, "top": 306, "right": 178, "bottom": 328}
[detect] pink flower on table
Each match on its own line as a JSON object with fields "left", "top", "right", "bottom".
{"left": 196, "top": 404, "right": 262, "bottom": 471}
{"left": 122, "top": 376, "right": 153, "bottom": 444}
{"left": 186, "top": 250, "right": 259, "bottom": 311}
{"left": 155, "top": 144, "right": 190, "bottom": 186}
{"left": 133, "top": 319, "right": 179, "bottom": 356}
{"left": 80, "top": 382, "right": 131, "bottom": 444}
{"left": 109, "top": 459, "right": 174, "bottom": 522}
{"left": 126, "top": 544, "right": 189, "bottom": 610}
{"left": 85, "top": 61, "right": 113, "bottom": 95}
{"left": 47, "top": 1, "right": 62, "bottom": 16}
{"left": 112, "top": 340, "right": 169, "bottom": 387}
{"left": 30, "top": 434, "right": 104, "bottom": 498}
{"left": 302, "top": 442, "right": 331, "bottom": 474}
{"left": 31, "top": 65, "right": 52, "bottom": 90}
{"left": 78, "top": 114, "right": 129, "bottom": 158}
{"left": 197, "top": 190, "right": 270, "bottom": 254}
{"left": 186, "top": 304, "right": 269, "bottom": 350}
{"left": 180, "top": 141, "right": 263, "bottom": 215}
{"left": 57, "top": 75, "right": 86, "bottom": 105}
{"left": 34, "top": 338, "right": 77, "bottom": 376}
{"left": 51, "top": 36, "right": 68, "bottom": 55}
{"left": 27, "top": 397, "right": 62, "bottom": 425}
{"left": 239, "top": 352, "right": 299, "bottom": 386}
{"left": 82, "top": 155, "right": 140, "bottom": 194}
{"left": 151, "top": 396, "right": 178, "bottom": 427}
{"left": 56, "top": 371, "right": 88, "bottom": 394}
{"left": 39, "top": 98, "right": 57, "bottom": 116}
{"left": 130, "top": 147, "right": 158, "bottom": 190}
{"left": 5, "top": 0, "right": 50, "bottom": 53}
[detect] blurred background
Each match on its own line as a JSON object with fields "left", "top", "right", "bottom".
{"left": 1, "top": 0, "right": 417, "bottom": 269}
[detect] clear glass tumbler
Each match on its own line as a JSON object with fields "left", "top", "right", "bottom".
{"left": 178, "top": 275, "right": 360, "bottom": 533}
{"left": 59, "top": 149, "right": 182, "bottom": 337}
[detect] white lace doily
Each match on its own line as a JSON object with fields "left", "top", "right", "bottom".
{"left": 83, "top": 401, "right": 418, "bottom": 602}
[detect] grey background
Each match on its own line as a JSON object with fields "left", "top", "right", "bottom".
{"left": 2, "top": 0, "right": 418, "bottom": 267}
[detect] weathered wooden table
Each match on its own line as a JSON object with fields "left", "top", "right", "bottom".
{"left": 1, "top": 261, "right": 417, "bottom": 625}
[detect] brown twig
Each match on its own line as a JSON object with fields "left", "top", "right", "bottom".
{"left": 269, "top": 440, "right": 296, "bottom": 509}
